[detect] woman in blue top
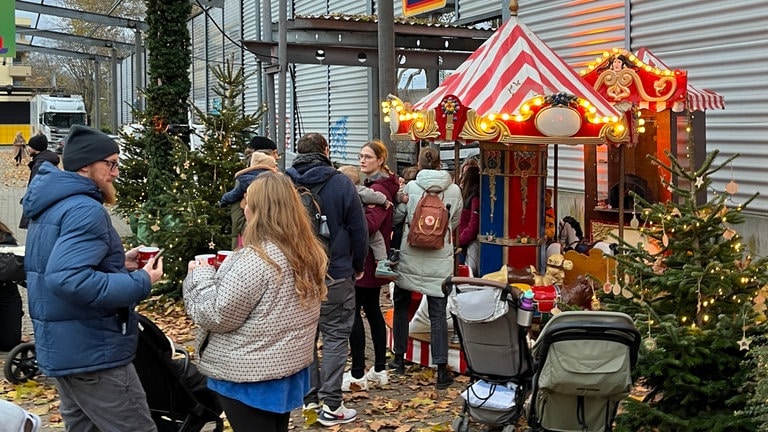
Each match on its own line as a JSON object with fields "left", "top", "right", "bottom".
{"left": 183, "top": 172, "right": 328, "bottom": 431}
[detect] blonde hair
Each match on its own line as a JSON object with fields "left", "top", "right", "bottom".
{"left": 242, "top": 172, "right": 328, "bottom": 304}
{"left": 249, "top": 152, "right": 277, "bottom": 171}
{"left": 338, "top": 165, "right": 360, "bottom": 185}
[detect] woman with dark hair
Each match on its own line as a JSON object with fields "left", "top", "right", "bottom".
{"left": 343, "top": 140, "right": 400, "bottom": 392}
{"left": 0, "top": 220, "right": 24, "bottom": 351}
{"left": 458, "top": 165, "right": 480, "bottom": 275}
{"left": 390, "top": 147, "right": 462, "bottom": 389}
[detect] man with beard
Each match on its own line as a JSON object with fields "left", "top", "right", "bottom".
{"left": 22, "top": 125, "right": 165, "bottom": 431}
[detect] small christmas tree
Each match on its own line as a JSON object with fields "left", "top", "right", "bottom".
{"left": 606, "top": 150, "right": 768, "bottom": 432}
{"left": 117, "top": 60, "right": 266, "bottom": 294}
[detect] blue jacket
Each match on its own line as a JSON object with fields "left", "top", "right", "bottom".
{"left": 219, "top": 166, "right": 272, "bottom": 207}
{"left": 286, "top": 153, "right": 368, "bottom": 280}
{"left": 22, "top": 162, "right": 151, "bottom": 377}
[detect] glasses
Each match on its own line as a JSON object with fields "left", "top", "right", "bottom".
{"left": 99, "top": 159, "right": 120, "bottom": 171}
{"left": 357, "top": 153, "right": 376, "bottom": 161}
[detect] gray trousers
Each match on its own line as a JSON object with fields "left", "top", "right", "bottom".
{"left": 304, "top": 277, "right": 356, "bottom": 409}
{"left": 56, "top": 363, "right": 157, "bottom": 432}
{"left": 392, "top": 285, "right": 449, "bottom": 364}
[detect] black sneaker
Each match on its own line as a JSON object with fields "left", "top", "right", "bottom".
{"left": 436, "top": 365, "right": 454, "bottom": 389}
{"left": 388, "top": 356, "right": 405, "bottom": 375}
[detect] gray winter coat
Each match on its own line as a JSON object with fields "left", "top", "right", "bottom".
{"left": 397, "top": 169, "right": 462, "bottom": 297}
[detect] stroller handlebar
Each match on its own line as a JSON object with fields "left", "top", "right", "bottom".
{"left": 441, "top": 276, "right": 524, "bottom": 299}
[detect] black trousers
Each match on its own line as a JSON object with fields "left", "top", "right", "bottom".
{"left": 349, "top": 286, "right": 387, "bottom": 377}
{"left": 0, "top": 283, "right": 22, "bottom": 351}
{"left": 218, "top": 394, "right": 290, "bottom": 432}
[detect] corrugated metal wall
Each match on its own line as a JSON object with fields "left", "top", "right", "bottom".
{"left": 242, "top": 0, "right": 262, "bottom": 117}
{"left": 328, "top": 65, "right": 371, "bottom": 165}
{"left": 519, "top": 0, "right": 627, "bottom": 193}
{"left": 118, "top": 56, "right": 134, "bottom": 125}
{"left": 190, "top": 15, "right": 208, "bottom": 118}
{"left": 630, "top": 0, "right": 768, "bottom": 212}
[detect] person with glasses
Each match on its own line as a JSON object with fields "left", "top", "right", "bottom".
{"left": 341, "top": 141, "right": 399, "bottom": 394}
{"left": 22, "top": 125, "right": 165, "bottom": 431}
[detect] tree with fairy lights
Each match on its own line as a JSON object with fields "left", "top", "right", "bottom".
{"left": 604, "top": 149, "right": 768, "bottom": 432}
{"left": 138, "top": 60, "right": 266, "bottom": 291}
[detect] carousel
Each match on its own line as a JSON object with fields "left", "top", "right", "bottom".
{"left": 383, "top": 1, "right": 629, "bottom": 373}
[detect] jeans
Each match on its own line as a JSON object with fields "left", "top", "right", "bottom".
{"left": 391, "top": 285, "right": 449, "bottom": 365}
{"left": 56, "top": 363, "right": 157, "bottom": 432}
{"left": 349, "top": 286, "right": 387, "bottom": 376}
{"left": 304, "top": 277, "right": 355, "bottom": 409}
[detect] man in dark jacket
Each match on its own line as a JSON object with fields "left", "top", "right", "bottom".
{"left": 22, "top": 125, "right": 165, "bottom": 431}
{"left": 286, "top": 132, "right": 368, "bottom": 426}
{"left": 19, "top": 133, "right": 60, "bottom": 229}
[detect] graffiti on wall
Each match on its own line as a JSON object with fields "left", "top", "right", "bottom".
{"left": 329, "top": 116, "right": 349, "bottom": 161}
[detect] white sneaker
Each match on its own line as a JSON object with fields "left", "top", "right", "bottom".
{"left": 317, "top": 403, "right": 357, "bottom": 426}
{"left": 365, "top": 368, "right": 389, "bottom": 386}
{"left": 341, "top": 371, "right": 369, "bottom": 392}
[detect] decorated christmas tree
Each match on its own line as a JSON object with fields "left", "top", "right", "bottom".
{"left": 605, "top": 150, "right": 768, "bottom": 431}
{"left": 117, "top": 57, "right": 265, "bottom": 293}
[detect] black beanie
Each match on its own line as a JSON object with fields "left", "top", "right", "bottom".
{"left": 247, "top": 136, "right": 277, "bottom": 151}
{"left": 28, "top": 134, "right": 49, "bottom": 152}
{"left": 62, "top": 126, "right": 120, "bottom": 172}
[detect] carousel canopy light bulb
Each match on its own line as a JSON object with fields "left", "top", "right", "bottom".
{"left": 515, "top": 114, "right": 523, "bottom": 122}
{"left": 384, "top": 115, "right": 391, "bottom": 123}
{"left": 501, "top": 113, "right": 510, "bottom": 120}
{"left": 415, "top": 121, "right": 423, "bottom": 128}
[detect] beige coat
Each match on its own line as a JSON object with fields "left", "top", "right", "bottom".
{"left": 183, "top": 243, "right": 321, "bottom": 382}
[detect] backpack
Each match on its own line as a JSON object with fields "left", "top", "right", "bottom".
{"left": 407, "top": 189, "right": 450, "bottom": 250}
{"left": 295, "top": 172, "right": 338, "bottom": 250}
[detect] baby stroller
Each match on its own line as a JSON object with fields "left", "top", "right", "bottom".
{"left": 526, "top": 311, "right": 640, "bottom": 432}
{"left": 3, "top": 314, "right": 223, "bottom": 432}
{"left": 442, "top": 276, "right": 533, "bottom": 432}
{"left": 134, "top": 314, "right": 224, "bottom": 432}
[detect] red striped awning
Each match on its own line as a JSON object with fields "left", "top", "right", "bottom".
{"left": 411, "top": 16, "right": 621, "bottom": 120}
{"left": 635, "top": 48, "right": 725, "bottom": 111}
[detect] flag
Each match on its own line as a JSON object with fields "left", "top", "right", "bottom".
{"left": 0, "top": 0, "right": 15, "bottom": 57}
{"left": 403, "top": 0, "right": 446, "bottom": 17}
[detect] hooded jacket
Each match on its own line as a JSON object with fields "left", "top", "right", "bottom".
{"left": 22, "top": 162, "right": 151, "bottom": 377}
{"left": 19, "top": 150, "right": 61, "bottom": 229}
{"left": 357, "top": 172, "right": 400, "bottom": 288}
{"left": 286, "top": 153, "right": 368, "bottom": 280}
{"left": 397, "top": 169, "right": 462, "bottom": 297}
{"left": 219, "top": 166, "right": 274, "bottom": 207}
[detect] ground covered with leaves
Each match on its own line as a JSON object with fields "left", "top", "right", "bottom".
{"left": 0, "top": 148, "right": 509, "bottom": 431}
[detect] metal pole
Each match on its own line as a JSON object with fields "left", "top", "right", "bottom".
{"left": 377, "top": 0, "right": 395, "bottom": 172}
{"left": 94, "top": 60, "right": 101, "bottom": 130}
{"left": 278, "top": 0, "right": 287, "bottom": 168}
{"left": 111, "top": 48, "right": 118, "bottom": 133}
{"left": 133, "top": 29, "right": 143, "bottom": 110}
{"left": 264, "top": 0, "right": 276, "bottom": 150}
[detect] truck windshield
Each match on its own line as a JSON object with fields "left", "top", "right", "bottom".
{"left": 44, "top": 113, "right": 87, "bottom": 128}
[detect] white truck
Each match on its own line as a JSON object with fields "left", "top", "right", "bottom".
{"left": 30, "top": 94, "right": 88, "bottom": 143}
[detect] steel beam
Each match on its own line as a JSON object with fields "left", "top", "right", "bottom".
{"left": 16, "top": 27, "right": 135, "bottom": 51}
{"left": 15, "top": 1, "right": 148, "bottom": 31}
{"left": 16, "top": 44, "right": 114, "bottom": 62}
{"left": 245, "top": 41, "right": 469, "bottom": 70}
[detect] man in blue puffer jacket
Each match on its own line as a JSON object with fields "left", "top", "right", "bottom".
{"left": 22, "top": 125, "right": 165, "bottom": 432}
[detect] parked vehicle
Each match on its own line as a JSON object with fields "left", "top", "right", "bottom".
{"left": 31, "top": 94, "right": 88, "bottom": 143}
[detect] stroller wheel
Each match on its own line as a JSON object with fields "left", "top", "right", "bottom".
{"left": 4, "top": 342, "right": 40, "bottom": 384}
{"left": 452, "top": 416, "right": 470, "bottom": 432}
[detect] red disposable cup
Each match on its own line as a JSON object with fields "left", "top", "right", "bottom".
{"left": 457, "top": 264, "right": 471, "bottom": 277}
{"left": 195, "top": 254, "right": 216, "bottom": 266}
{"left": 216, "top": 250, "right": 233, "bottom": 268}
{"left": 137, "top": 246, "right": 160, "bottom": 268}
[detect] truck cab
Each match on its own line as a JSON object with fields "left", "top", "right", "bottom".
{"left": 31, "top": 94, "right": 88, "bottom": 143}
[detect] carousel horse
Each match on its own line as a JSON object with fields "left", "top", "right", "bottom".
{"left": 547, "top": 216, "right": 615, "bottom": 258}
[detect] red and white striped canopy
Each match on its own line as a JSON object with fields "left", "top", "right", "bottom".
{"left": 635, "top": 48, "right": 725, "bottom": 111}
{"left": 412, "top": 16, "right": 621, "bottom": 119}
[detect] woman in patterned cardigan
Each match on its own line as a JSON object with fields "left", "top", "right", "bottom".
{"left": 183, "top": 172, "right": 328, "bottom": 432}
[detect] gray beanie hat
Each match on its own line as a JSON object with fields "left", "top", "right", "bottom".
{"left": 62, "top": 125, "right": 120, "bottom": 172}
